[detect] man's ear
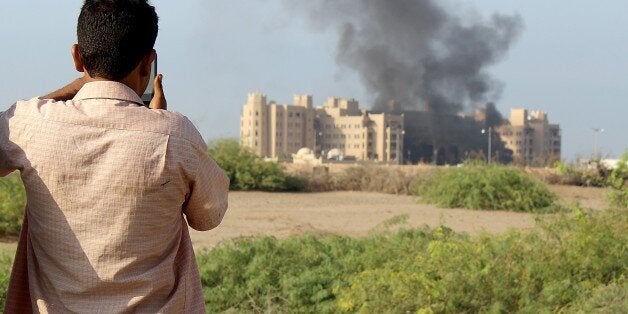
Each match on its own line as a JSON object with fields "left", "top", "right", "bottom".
{"left": 71, "top": 44, "right": 85, "bottom": 73}
{"left": 140, "top": 49, "right": 157, "bottom": 77}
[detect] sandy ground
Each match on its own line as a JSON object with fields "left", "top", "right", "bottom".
{"left": 190, "top": 185, "right": 610, "bottom": 249}
{"left": 0, "top": 185, "right": 609, "bottom": 253}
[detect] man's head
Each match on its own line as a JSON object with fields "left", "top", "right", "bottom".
{"left": 76, "top": 0, "right": 158, "bottom": 81}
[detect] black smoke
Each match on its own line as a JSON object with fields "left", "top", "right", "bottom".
{"left": 286, "top": 0, "right": 523, "bottom": 114}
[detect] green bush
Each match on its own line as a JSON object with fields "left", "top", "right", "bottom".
{"left": 607, "top": 152, "right": 627, "bottom": 209}
{"left": 195, "top": 206, "right": 626, "bottom": 313}
{"left": 0, "top": 253, "right": 14, "bottom": 311}
{"left": 208, "top": 139, "right": 308, "bottom": 192}
{"left": 412, "top": 165, "right": 559, "bottom": 213}
{"left": 0, "top": 207, "right": 625, "bottom": 312}
{"left": 0, "top": 174, "right": 25, "bottom": 237}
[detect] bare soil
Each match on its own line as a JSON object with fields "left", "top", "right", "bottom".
{"left": 0, "top": 185, "right": 610, "bottom": 253}
{"left": 190, "top": 185, "right": 609, "bottom": 249}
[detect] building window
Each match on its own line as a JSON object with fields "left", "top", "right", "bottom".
{"left": 296, "top": 112, "right": 301, "bottom": 117}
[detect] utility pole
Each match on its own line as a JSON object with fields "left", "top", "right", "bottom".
{"left": 482, "top": 127, "right": 493, "bottom": 164}
{"left": 592, "top": 127, "right": 604, "bottom": 159}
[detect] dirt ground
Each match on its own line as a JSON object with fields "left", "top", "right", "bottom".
{"left": 190, "top": 185, "right": 610, "bottom": 249}
{"left": 0, "top": 185, "right": 608, "bottom": 253}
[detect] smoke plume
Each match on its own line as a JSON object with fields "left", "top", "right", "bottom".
{"left": 286, "top": 0, "right": 523, "bottom": 113}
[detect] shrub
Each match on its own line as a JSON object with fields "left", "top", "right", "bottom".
{"left": 295, "top": 165, "right": 418, "bottom": 194}
{"left": 337, "top": 207, "right": 627, "bottom": 313}
{"left": 412, "top": 165, "right": 559, "bottom": 213}
{"left": 0, "top": 206, "right": 625, "bottom": 312}
{"left": 0, "top": 253, "right": 14, "bottom": 311}
{"left": 0, "top": 174, "right": 25, "bottom": 237}
{"left": 193, "top": 206, "right": 626, "bottom": 313}
{"left": 607, "top": 152, "right": 627, "bottom": 209}
{"left": 208, "top": 139, "right": 308, "bottom": 192}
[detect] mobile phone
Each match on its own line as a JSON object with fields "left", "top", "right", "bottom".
{"left": 142, "top": 57, "right": 157, "bottom": 106}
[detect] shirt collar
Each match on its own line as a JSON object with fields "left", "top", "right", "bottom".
{"left": 73, "top": 81, "right": 144, "bottom": 105}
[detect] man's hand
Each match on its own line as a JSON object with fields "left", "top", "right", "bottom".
{"left": 42, "top": 77, "right": 88, "bottom": 101}
{"left": 149, "top": 74, "right": 167, "bottom": 110}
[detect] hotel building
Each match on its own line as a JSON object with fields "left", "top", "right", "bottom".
{"left": 240, "top": 92, "right": 405, "bottom": 163}
{"left": 496, "top": 108, "right": 561, "bottom": 166}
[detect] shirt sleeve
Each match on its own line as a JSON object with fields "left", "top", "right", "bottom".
{"left": 0, "top": 106, "right": 17, "bottom": 177}
{"left": 183, "top": 141, "right": 230, "bottom": 231}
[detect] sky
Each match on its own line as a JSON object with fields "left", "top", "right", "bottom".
{"left": 0, "top": 0, "right": 626, "bottom": 161}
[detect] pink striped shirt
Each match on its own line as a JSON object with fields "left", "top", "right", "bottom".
{"left": 0, "top": 81, "right": 229, "bottom": 313}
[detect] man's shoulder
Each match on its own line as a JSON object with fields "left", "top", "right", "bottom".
{"left": 143, "top": 109, "right": 204, "bottom": 146}
{"left": 6, "top": 97, "right": 55, "bottom": 120}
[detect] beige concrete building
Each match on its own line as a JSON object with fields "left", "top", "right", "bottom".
{"left": 240, "top": 92, "right": 404, "bottom": 163}
{"left": 240, "top": 93, "right": 316, "bottom": 159}
{"left": 496, "top": 108, "right": 561, "bottom": 166}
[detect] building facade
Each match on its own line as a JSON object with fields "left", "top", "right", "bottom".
{"left": 496, "top": 108, "right": 561, "bottom": 166}
{"left": 240, "top": 92, "right": 404, "bottom": 163}
{"left": 240, "top": 93, "right": 316, "bottom": 159}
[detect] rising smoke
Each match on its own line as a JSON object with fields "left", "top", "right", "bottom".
{"left": 286, "top": 0, "right": 523, "bottom": 114}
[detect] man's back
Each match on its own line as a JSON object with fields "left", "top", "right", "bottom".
{"left": 1, "top": 81, "right": 229, "bottom": 312}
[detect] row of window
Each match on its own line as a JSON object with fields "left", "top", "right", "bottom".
{"left": 323, "top": 143, "right": 362, "bottom": 149}
{"left": 275, "top": 142, "right": 302, "bottom": 148}
{"left": 274, "top": 132, "right": 301, "bottom": 138}
{"left": 323, "top": 133, "right": 364, "bottom": 139}
{"left": 324, "top": 123, "right": 363, "bottom": 129}
{"left": 247, "top": 110, "right": 306, "bottom": 118}
{"left": 322, "top": 143, "right": 373, "bottom": 150}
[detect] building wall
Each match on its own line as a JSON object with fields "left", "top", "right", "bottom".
{"left": 497, "top": 108, "right": 561, "bottom": 166}
{"left": 240, "top": 93, "right": 404, "bottom": 163}
{"left": 240, "top": 93, "right": 270, "bottom": 157}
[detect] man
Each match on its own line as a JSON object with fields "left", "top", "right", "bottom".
{"left": 0, "top": 0, "right": 229, "bottom": 312}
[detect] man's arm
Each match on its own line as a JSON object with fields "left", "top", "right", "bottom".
{"left": 183, "top": 144, "right": 229, "bottom": 231}
{"left": 41, "top": 77, "right": 87, "bottom": 101}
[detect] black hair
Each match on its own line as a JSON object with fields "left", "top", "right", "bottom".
{"left": 77, "top": 0, "right": 158, "bottom": 80}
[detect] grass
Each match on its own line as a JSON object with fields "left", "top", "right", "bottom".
{"left": 0, "top": 202, "right": 625, "bottom": 312}
{"left": 0, "top": 157, "right": 625, "bottom": 311}
{"left": 196, "top": 205, "right": 626, "bottom": 313}
{"left": 0, "top": 174, "right": 25, "bottom": 237}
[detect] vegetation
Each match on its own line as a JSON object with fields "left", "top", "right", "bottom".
{"left": 412, "top": 164, "right": 559, "bottom": 213}
{"left": 0, "top": 174, "right": 25, "bottom": 237}
{"left": 193, "top": 205, "right": 626, "bottom": 313}
{"left": 297, "top": 165, "right": 418, "bottom": 194}
{"left": 606, "top": 152, "right": 628, "bottom": 209}
{"left": 207, "top": 139, "right": 308, "bottom": 192}
{"left": 0, "top": 157, "right": 626, "bottom": 311}
{"left": 2, "top": 207, "right": 623, "bottom": 311}
{"left": 0, "top": 253, "right": 13, "bottom": 310}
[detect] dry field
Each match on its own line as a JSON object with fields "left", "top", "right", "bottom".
{"left": 0, "top": 184, "right": 609, "bottom": 253}
{"left": 190, "top": 185, "right": 609, "bottom": 249}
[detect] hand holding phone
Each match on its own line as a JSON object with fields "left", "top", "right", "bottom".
{"left": 148, "top": 74, "right": 167, "bottom": 110}
{"left": 142, "top": 57, "right": 157, "bottom": 106}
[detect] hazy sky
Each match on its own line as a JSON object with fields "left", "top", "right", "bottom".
{"left": 1, "top": 1, "right": 626, "bottom": 160}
